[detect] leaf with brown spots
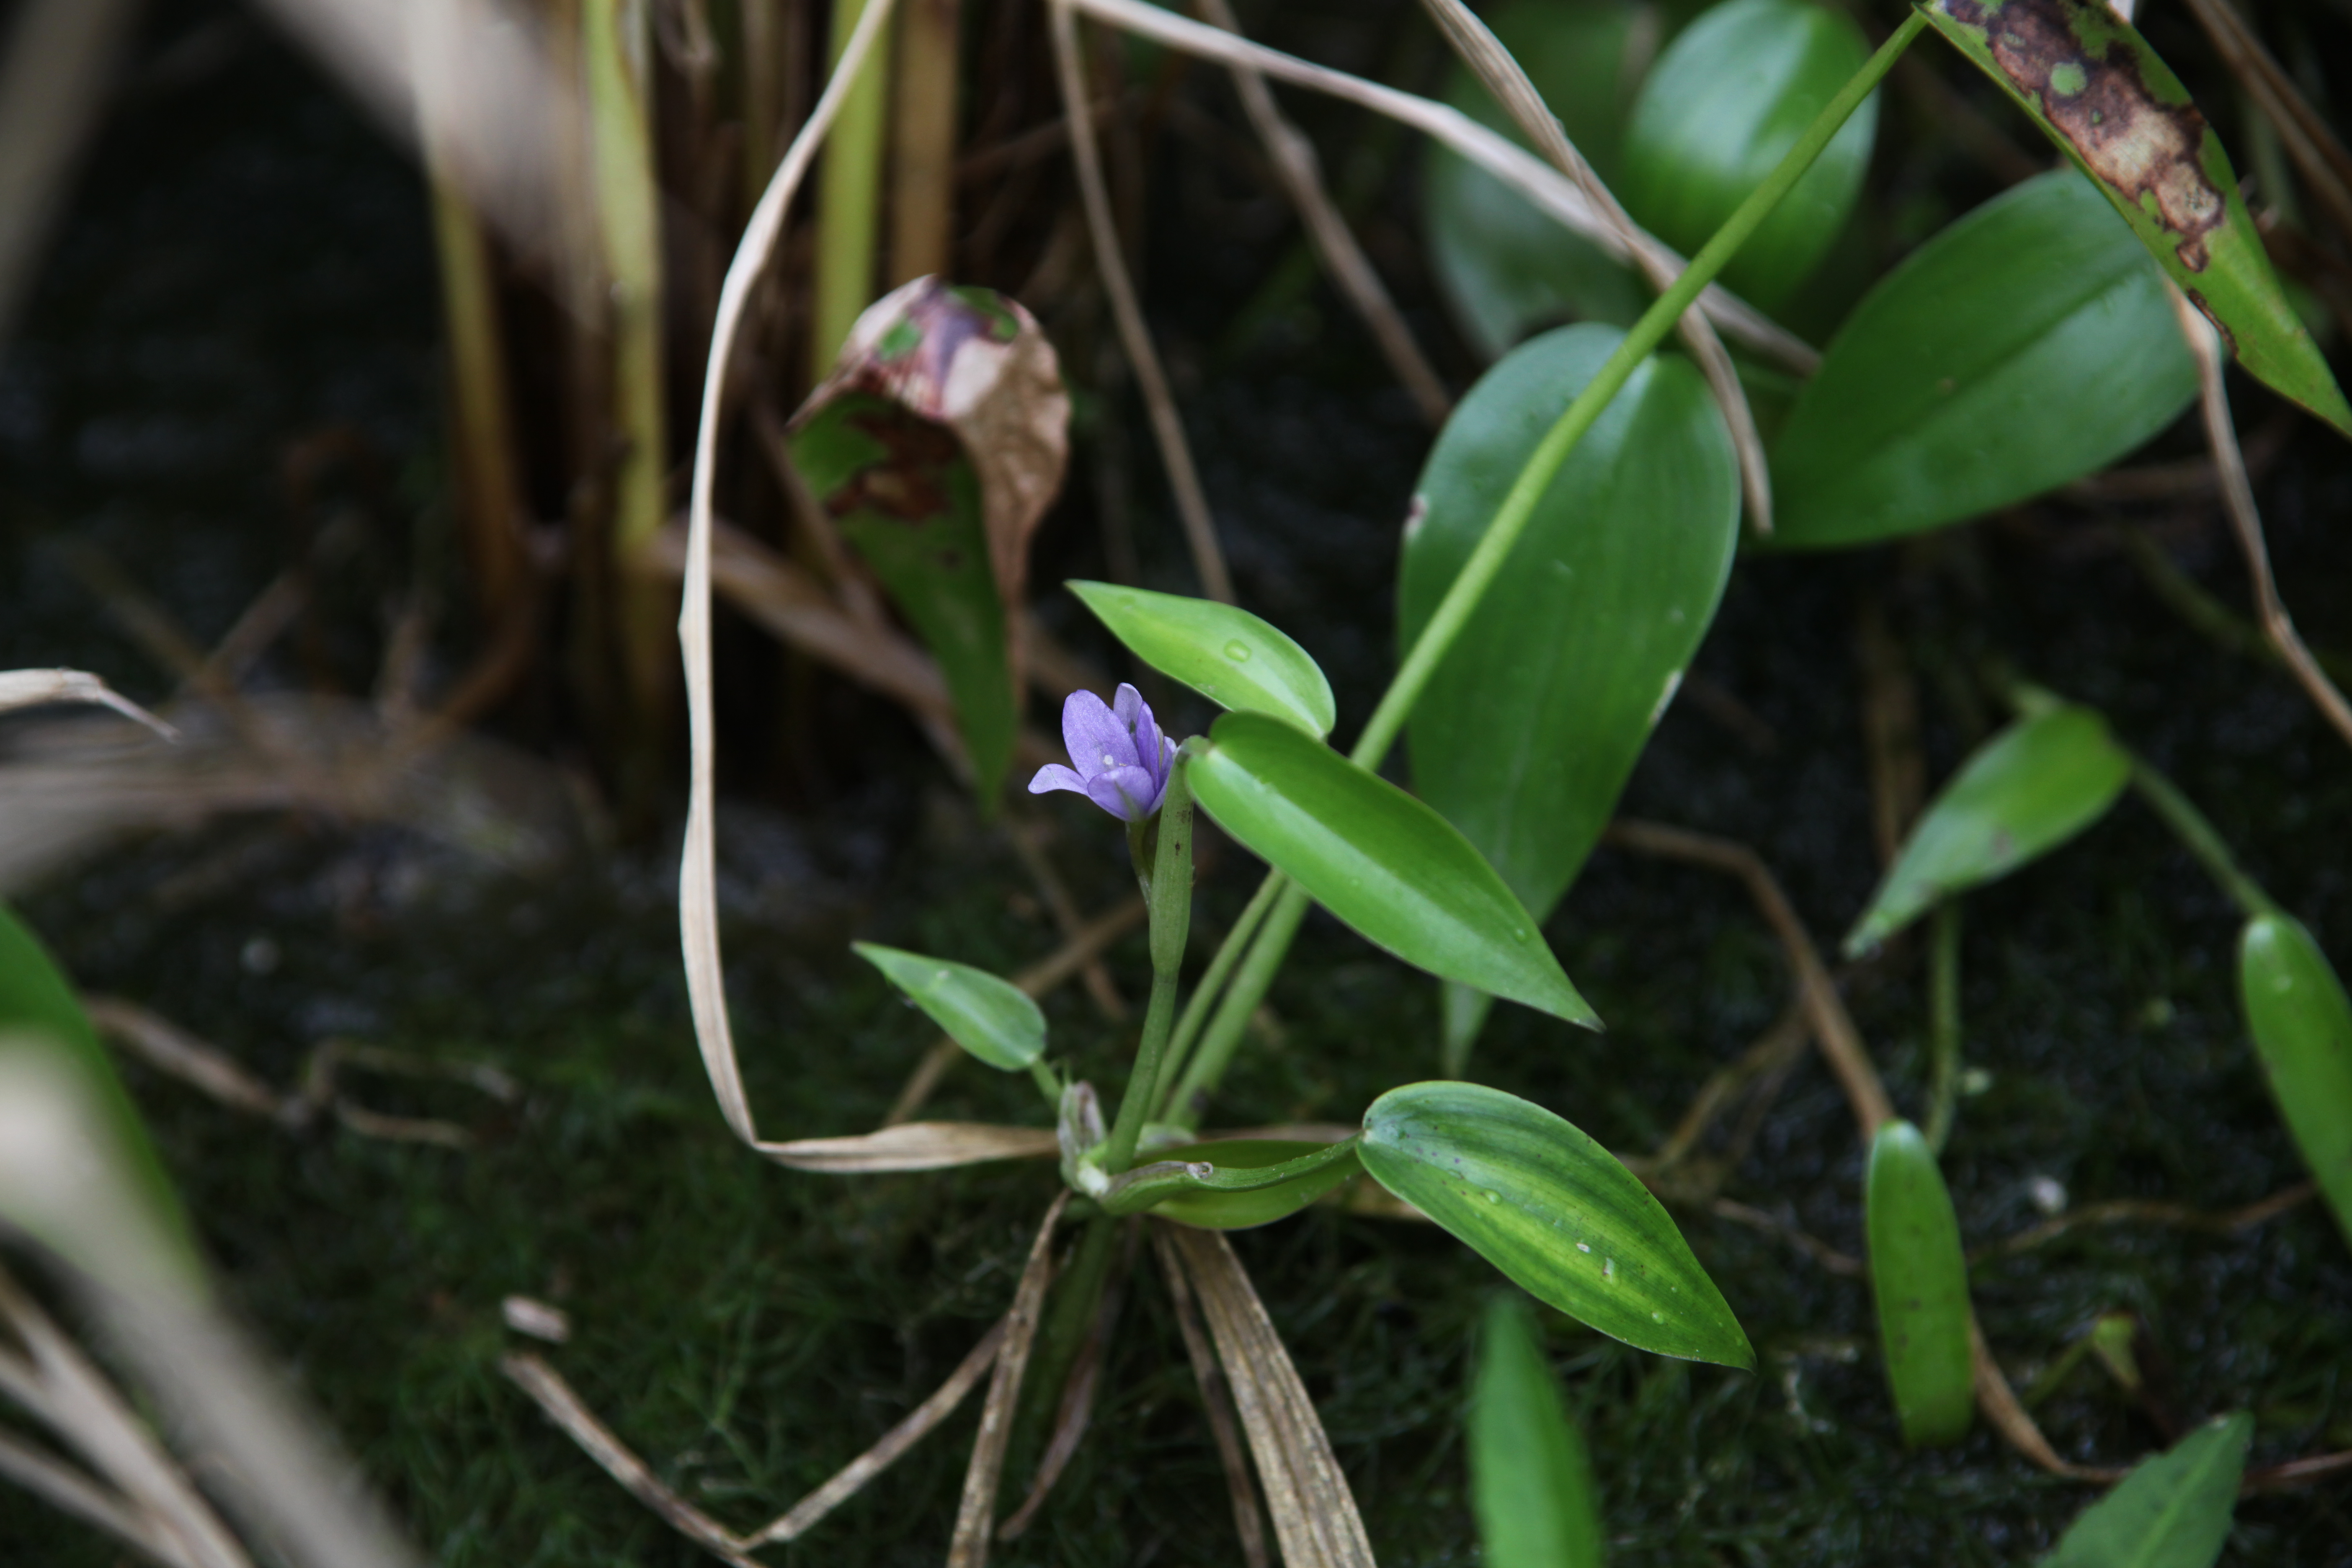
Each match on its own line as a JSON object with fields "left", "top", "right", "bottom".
{"left": 1917, "top": 0, "right": 2352, "bottom": 438}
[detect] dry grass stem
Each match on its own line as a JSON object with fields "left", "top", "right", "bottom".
{"left": 2164, "top": 284, "right": 2352, "bottom": 750}
{"left": 1048, "top": 0, "right": 1235, "bottom": 603}
{"left": 1707, "top": 1197, "right": 1865, "bottom": 1277}
{"left": 1194, "top": 0, "right": 1449, "bottom": 426}
{"left": 947, "top": 1193, "right": 1069, "bottom": 1568}
{"left": 1150, "top": 1223, "right": 1271, "bottom": 1568}
{"left": 1163, "top": 1225, "right": 1375, "bottom": 1568}
{"left": 1414, "top": 0, "right": 1775, "bottom": 529}
{"left": 498, "top": 1297, "right": 571, "bottom": 1344}
{"left": 759, "top": 1122, "right": 1060, "bottom": 1173}
{"left": 2179, "top": 0, "right": 2352, "bottom": 244}
{"left": 0, "top": 669, "right": 174, "bottom": 739}
{"left": 1604, "top": 820, "right": 1896, "bottom": 1135}
{"left": 748, "top": 1319, "right": 1009, "bottom": 1545}
{"left": 1967, "top": 1315, "right": 2125, "bottom": 1484}
{"left": 1854, "top": 602, "right": 1925, "bottom": 868}
{"left": 0, "top": 1424, "right": 180, "bottom": 1565}
{"left": 1971, "top": 1181, "right": 2315, "bottom": 1262}
{"left": 1068, "top": 0, "right": 1816, "bottom": 374}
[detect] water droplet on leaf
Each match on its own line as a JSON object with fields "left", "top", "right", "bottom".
{"left": 1222, "top": 640, "right": 1251, "bottom": 662}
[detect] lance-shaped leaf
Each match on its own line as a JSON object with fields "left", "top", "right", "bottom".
{"left": 1189, "top": 714, "right": 1597, "bottom": 1028}
{"left": 1846, "top": 704, "right": 2130, "bottom": 956}
{"left": 1865, "top": 1120, "right": 1974, "bottom": 1447}
{"left": 1771, "top": 170, "right": 2196, "bottom": 549}
{"left": 1421, "top": 0, "right": 1653, "bottom": 358}
{"left": 1066, "top": 580, "right": 1335, "bottom": 738}
{"left": 1403, "top": 323, "right": 1737, "bottom": 1057}
{"left": 2038, "top": 1412, "right": 2251, "bottom": 1568}
{"left": 1916, "top": 0, "right": 2352, "bottom": 438}
{"left": 1470, "top": 1294, "right": 1605, "bottom": 1568}
{"left": 853, "top": 942, "right": 1045, "bottom": 1072}
{"left": 792, "top": 280, "right": 1072, "bottom": 802}
{"left": 2238, "top": 915, "right": 2352, "bottom": 1247}
{"left": 1622, "top": 0, "right": 1877, "bottom": 310}
{"left": 1359, "top": 1082, "right": 1752, "bottom": 1367}
{"left": 1112, "top": 1138, "right": 1363, "bottom": 1229}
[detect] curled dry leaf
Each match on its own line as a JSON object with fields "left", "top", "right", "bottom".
{"left": 0, "top": 668, "right": 173, "bottom": 736}
{"left": 755, "top": 1121, "right": 1059, "bottom": 1173}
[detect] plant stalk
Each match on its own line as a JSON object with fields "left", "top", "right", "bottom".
{"left": 2129, "top": 757, "right": 2285, "bottom": 922}
{"left": 1168, "top": 12, "right": 1926, "bottom": 1122}
{"left": 1151, "top": 867, "right": 1285, "bottom": 1120}
{"left": 1102, "top": 761, "right": 1195, "bottom": 1174}
{"left": 889, "top": 0, "right": 962, "bottom": 282}
{"left": 813, "top": 0, "right": 891, "bottom": 375}
{"left": 1925, "top": 901, "right": 1961, "bottom": 1153}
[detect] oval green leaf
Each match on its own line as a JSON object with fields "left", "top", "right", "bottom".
{"left": 1865, "top": 1119, "right": 1974, "bottom": 1447}
{"left": 2238, "top": 915, "right": 2352, "bottom": 1248}
{"left": 1471, "top": 1294, "right": 1604, "bottom": 1568}
{"left": 1771, "top": 169, "right": 2197, "bottom": 549}
{"left": 1189, "top": 714, "right": 1597, "bottom": 1028}
{"left": 1067, "top": 580, "right": 1335, "bottom": 738}
{"left": 1622, "top": 0, "right": 1877, "bottom": 309}
{"left": 1122, "top": 1138, "right": 1363, "bottom": 1230}
{"left": 2038, "top": 1412, "right": 2251, "bottom": 1568}
{"left": 853, "top": 942, "right": 1045, "bottom": 1072}
{"left": 1421, "top": 0, "right": 1653, "bottom": 358}
{"left": 1845, "top": 703, "right": 2130, "bottom": 956}
{"left": 1918, "top": 0, "right": 2352, "bottom": 438}
{"left": 1403, "top": 323, "right": 1738, "bottom": 1055}
{"left": 1359, "top": 1081, "right": 1751, "bottom": 1367}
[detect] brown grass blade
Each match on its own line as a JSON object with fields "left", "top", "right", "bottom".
{"left": 756, "top": 1123, "right": 1060, "bottom": 1173}
{"left": 82, "top": 998, "right": 285, "bottom": 1122}
{"left": 0, "top": 669, "right": 173, "bottom": 738}
{"left": 1163, "top": 1225, "right": 1375, "bottom": 1568}
{"left": 946, "top": 1193, "right": 1069, "bottom": 1568}
{"left": 0, "top": 1424, "right": 184, "bottom": 1567}
{"left": 1149, "top": 1224, "right": 1271, "bottom": 1568}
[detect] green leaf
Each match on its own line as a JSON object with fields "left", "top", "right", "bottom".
{"left": 1359, "top": 1081, "right": 1752, "bottom": 1367}
{"left": 1470, "top": 1294, "right": 1606, "bottom": 1568}
{"left": 1420, "top": 0, "right": 1653, "bottom": 359}
{"left": 1865, "top": 1119, "right": 1974, "bottom": 1447}
{"left": 1188, "top": 714, "right": 1598, "bottom": 1028}
{"left": 1770, "top": 169, "right": 2197, "bottom": 549}
{"left": 1916, "top": 0, "right": 2352, "bottom": 438}
{"left": 1845, "top": 703, "right": 2131, "bottom": 955}
{"left": 1119, "top": 1138, "right": 1363, "bottom": 1230}
{"left": 792, "top": 396, "right": 1017, "bottom": 805}
{"left": 2038, "top": 1413, "right": 2252, "bottom": 1568}
{"left": 0, "top": 903, "right": 198, "bottom": 1275}
{"left": 1622, "top": 0, "right": 1877, "bottom": 309}
{"left": 1402, "top": 323, "right": 1738, "bottom": 983}
{"left": 852, "top": 942, "right": 1044, "bottom": 1072}
{"left": 2238, "top": 916, "right": 2352, "bottom": 1248}
{"left": 1067, "top": 580, "right": 1335, "bottom": 738}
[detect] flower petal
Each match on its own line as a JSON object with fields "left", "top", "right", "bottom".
{"left": 1061, "top": 689, "right": 1135, "bottom": 777}
{"left": 1086, "top": 765, "right": 1161, "bottom": 822}
{"left": 1119, "top": 684, "right": 1166, "bottom": 788}
{"left": 1028, "top": 763, "right": 1090, "bottom": 796}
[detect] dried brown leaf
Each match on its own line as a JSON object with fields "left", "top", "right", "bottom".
{"left": 755, "top": 1122, "right": 1059, "bottom": 1173}
{"left": 948, "top": 1194, "right": 1069, "bottom": 1568}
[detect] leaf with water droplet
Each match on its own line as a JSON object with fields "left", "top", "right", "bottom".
{"left": 1068, "top": 581, "right": 1335, "bottom": 737}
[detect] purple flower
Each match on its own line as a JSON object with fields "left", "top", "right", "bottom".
{"left": 1029, "top": 684, "right": 1177, "bottom": 823}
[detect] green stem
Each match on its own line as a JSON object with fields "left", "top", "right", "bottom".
{"left": 2129, "top": 757, "right": 2285, "bottom": 922}
{"left": 1168, "top": 14, "right": 1927, "bottom": 1124}
{"left": 1008, "top": 1210, "right": 1118, "bottom": 1479}
{"left": 1101, "top": 761, "right": 1196, "bottom": 1174}
{"left": 1924, "top": 902, "right": 1961, "bottom": 1154}
{"left": 1151, "top": 867, "right": 1286, "bottom": 1119}
{"left": 812, "top": 0, "right": 890, "bottom": 377}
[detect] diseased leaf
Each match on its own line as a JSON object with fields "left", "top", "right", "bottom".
{"left": 1188, "top": 713, "right": 1598, "bottom": 1028}
{"left": 1865, "top": 1120, "right": 1974, "bottom": 1447}
{"left": 2038, "top": 1413, "right": 2252, "bottom": 1568}
{"left": 792, "top": 281, "right": 1072, "bottom": 803}
{"left": 1845, "top": 703, "right": 2130, "bottom": 955}
{"left": 1358, "top": 1081, "right": 1752, "bottom": 1367}
{"left": 1916, "top": 0, "right": 2352, "bottom": 437}
{"left": 1067, "top": 580, "right": 1335, "bottom": 738}
{"left": 2238, "top": 915, "right": 2352, "bottom": 1247}
{"left": 1403, "top": 323, "right": 1738, "bottom": 1060}
{"left": 1623, "top": 0, "right": 1877, "bottom": 310}
{"left": 853, "top": 942, "right": 1046, "bottom": 1072}
{"left": 1771, "top": 170, "right": 2196, "bottom": 549}
{"left": 1420, "top": 0, "right": 1653, "bottom": 359}
{"left": 1470, "top": 1294, "right": 1605, "bottom": 1568}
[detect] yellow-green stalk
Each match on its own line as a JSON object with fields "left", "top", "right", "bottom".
{"left": 888, "top": 0, "right": 960, "bottom": 282}
{"left": 812, "top": 0, "right": 890, "bottom": 375}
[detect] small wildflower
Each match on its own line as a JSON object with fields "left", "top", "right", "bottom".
{"left": 1029, "top": 684, "right": 1177, "bottom": 822}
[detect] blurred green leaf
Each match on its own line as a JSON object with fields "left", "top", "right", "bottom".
{"left": 1359, "top": 1081, "right": 1752, "bottom": 1367}
{"left": 1771, "top": 170, "right": 2196, "bottom": 549}
{"left": 1402, "top": 323, "right": 1737, "bottom": 1060}
{"left": 1068, "top": 580, "right": 1335, "bottom": 738}
{"left": 2038, "top": 1413, "right": 2251, "bottom": 1568}
{"left": 853, "top": 942, "right": 1044, "bottom": 1071}
{"left": 2238, "top": 915, "right": 2352, "bottom": 1247}
{"left": 1189, "top": 713, "right": 1597, "bottom": 1027}
{"left": 1127, "top": 1138, "right": 1363, "bottom": 1230}
{"left": 1471, "top": 1293, "right": 1606, "bottom": 1568}
{"left": 1916, "top": 0, "right": 2352, "bottom": 438}
{"left": 1845, "top": 704, "right": 2130, "bottom": 956}
{"left": 1865, "top": 1120, "right": 1973, "bottom": 1446}
{"left": 1420, "top": 0, "right": 1653, "bottom": 359}
{"left": 1622, "top": 0, "right": 1876, "bottom": 309}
